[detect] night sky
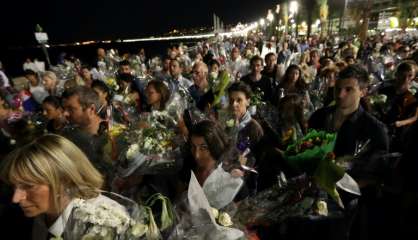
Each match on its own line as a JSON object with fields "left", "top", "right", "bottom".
{"left": 1, "top": 0, "right": 279, "bottom": 48}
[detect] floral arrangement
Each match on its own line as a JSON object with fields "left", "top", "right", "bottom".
{"left": 211, "top": 207, "right": 234, "bottom": 227}
{"left": 6, "top": 112, "right": 46, "bottom": 147}
{"left": 367, "top": 93, "right": 389, "bottom": 119}
{"left": 284, "top": 130, "right": 344, "bottom": 205}
{"left": 232, "top": 130, "right": 351, "bottom": 230}
{"left": 67, "top": 198, "right": 147, "bottom": 240}
{"left": 65, "top": 193, "right": 175, "bottom": 240}
{"left": 233, "top": 173, "right": 338, "bottom": 230}
{"left": 105, "top": 77, "right": 120, "bottom": 92}
{"left": 250, "top": 88, "right": 265, "bottom": 108}
{"left": 210, "top": 70, "right": 230, "bottom": 107}
{"left": 284, "top": 130, "right": 335, "bottom": 156}
{"left": 125, "top": 116, "right": 175, "bottom": 158}
{"left": 144, "top": 193, "right": 175, "bottom": 234}
{"left": 117, "top": 111, "right": 180, "bottom": 177}
{"left": 368, "top": 94, "right": 387, "bottom": 105}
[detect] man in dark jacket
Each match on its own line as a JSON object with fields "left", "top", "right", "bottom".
{"left": 309, "top": 64, "right": 389, "bottom": 239}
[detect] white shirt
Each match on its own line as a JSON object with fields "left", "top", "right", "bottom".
{"left": 0, "top": 70, "right": 10, "bottom": 87}
{"left": 29, "top": 83, "right": 49, "bottom": 104}
{"left": 32, "top": 199, "right": 76, "bottom": 240}
{"left": 227, "top": 56, "right": 250, "bottom": 82}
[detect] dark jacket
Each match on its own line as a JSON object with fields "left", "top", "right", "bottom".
{"left": 309, "top": 105, "right": 389, "bottom": 182}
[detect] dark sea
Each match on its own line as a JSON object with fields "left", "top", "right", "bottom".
{"left": 1, "top": 38, "right": 202, "bottom": 77}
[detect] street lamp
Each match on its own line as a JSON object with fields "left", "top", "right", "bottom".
{"left": 267, "top": 9, "right": 274, "bottom": 22}
{"left": 34, "top": 24, "right": 51, "bottom": 68}
{"left": 289, "top": 1, "right": 299, "bottom": 18}
{"left": 289, "top": 1, "right": 299, "bottom": 36}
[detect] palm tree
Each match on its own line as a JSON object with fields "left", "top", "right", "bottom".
{"left": 358, "top": 0, "right": 372, "bottom": 42}
{"left": 300, "top": 0, "right": 317, "bottom": 38}
{"left": 346, "top": 0, "right": 372, "bottom": 41}
{"left": 318, "top": 0, "right": 329, "bottom": 39}
{"left": 397, "top": 0, "right": 418, "bottom": 30}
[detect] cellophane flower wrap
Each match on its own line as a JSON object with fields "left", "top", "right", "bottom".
{"left": 116, "top": 110, "right": 183, "bottom": 178}
{"left": 231, "top": 130, "right": 348, "bottom": 230}
{"left": 284, "top": 130, "right": 345, "bottom": 205}
{"left": 168, "top": 170, "right": 244, "bottom": 240}
{"left": 233, "top": 174, "right": 332, "bottom": 228}
{"left": 63, "top": 192, "right": 149, "bottom": 240}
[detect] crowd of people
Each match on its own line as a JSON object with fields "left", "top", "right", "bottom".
{"left": 0, "top": 30, "right": 418, "bottom": 239}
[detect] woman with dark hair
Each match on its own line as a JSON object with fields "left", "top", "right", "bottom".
{"left": 180, "top": 120, "right": 245, "bottom": 209}
{"left": 145, "top": 80, "right": 171, "bottom": 111}
{"left": 277, "top": 94, "right": 307, "bottom": 147}
{"left": 116, "top": 73, "right": 142, "bottom": 113}
{"left": 379, "top": 60, "right": 417, "bottom": 151}
{"left": 278, "top": 64, "right": 314, "bottom": 118}
{"left": 92, "top": 80, "right": 112, "bottom": 106}
{"left": 278, "top": 64, "right": 309, "bottom": 96}
{"left": 42, "top": 96, "right": 67, "bottom": 133}
{"left": 226, "top": 82, "right": 264, "bottom": 197}
{"left": 91, "top": 80, "right": 113, "bottom": 120}
{"left": 227, "top": 82, "right": 264, "bottom": 151}
{"left": 189, "top": 120, "right": 234, "bottom": 185}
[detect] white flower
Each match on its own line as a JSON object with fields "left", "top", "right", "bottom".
{"left": 218, "top": 212, "right": 233, "bottom": 227}
{"left": 73, "top": 200, "right": 132, "bottom": 237}
{"left": 49, "top": 236, "right": 63, "bottom": 240}
{"left": 130, "top": 222, "right": 148, "bottom": 237}
{"left": 126, "top": 144, "right": 139, "bottom": 160}
{"left": 211, "top": 207, "right": 219, "bottom": 219}
{"left": 379, "top": 94, "right": 387, "bottom": 103}
{"left": 226, "top": 119, "right": 235, "bottom": 128}
{"left": 316, "top": 200, "right": 328, "bottom": 216}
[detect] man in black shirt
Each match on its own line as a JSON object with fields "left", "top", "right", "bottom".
{"left": 241, "top": 55, "right": 276, "bottom": 104}
{"left": 261, "top": 52, "right": 280, "bottom": 85}
{"left": 309, "top": 64, "right": 389, "bottom": 239}
{"left": 309, "top": 64, "right": 389, "bottom": 185}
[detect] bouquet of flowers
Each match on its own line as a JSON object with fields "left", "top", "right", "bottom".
{"left": 368, "top": 94, "right": 387, "bottom": 106}
{"left": 63, "top": 192, "right": 174, "bottom": 240}
{"left": 233, "top": 174, "right": 334, "bottom": 228}
{"left": 249, "top": 88, "right": 265, "bottom": 115}
{"left": 105, "top": 77, "right": 120, "bottom": 92}
{"left": 67, "top": 199, "right": 145, "bottom": 240}
{"left": 368, "top": 93, "right": 389, "bottom": 119}
{"left": 117, "top": 111, "right": 182, "bottom": 177}
{"left": 284, "top": 130, "right": 345, "bottom": 205}
{"left": 232, "top": 130, "right": 360, "bottom": 231}
{"left": 5, "top": 111, "right": 46, "bottom": 147}
{"left": 168, "top": 170, "right": 244, "bottom": 240}
{"left": 209, "top": 70, "right": 230, "bottom": 108}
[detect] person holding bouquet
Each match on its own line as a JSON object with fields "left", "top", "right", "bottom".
{"left": 309, "top": 64, "right": 389, "bottom": 239}
{"left": 225, "top": 82, "right": 264, "bottom": 198}
{"left": 1, "top": 134, "right": 145, "bottom": 240}
{"left": 42, "top": 96, "right": 67, "bottom": 134}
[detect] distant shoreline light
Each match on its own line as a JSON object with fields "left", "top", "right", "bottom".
{"left": 44, "top": 23, "right": 258, "bottom": 48}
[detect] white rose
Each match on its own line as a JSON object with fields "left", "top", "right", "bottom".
{"left": 211, "top": 207, "right": 219, "bottom": 219}
{"left": 380, "top": 94, "right": 387, "bottom": 103}
{"left": 226, "top": 119, "right": 235, "bottom": 128}
{"left": 218, "top": 212, "right": 233, "bottom": 227}
{"left": 126, "top": 144, "right": 139, "bottom": 160}
{"left": 316, "top": 200, "right": 328, "bottom": 216}
{"left": 131, "top": 223, "right": 148, "bottom": 237}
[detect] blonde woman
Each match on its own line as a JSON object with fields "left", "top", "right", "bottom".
{"left": 42, "top": 71, "right": 64, "bottom": 97}
{"left": 299, "top": 51, "right": 317, "bottom": 83}
{"left": 1, "top": 134, "right": 144, "bottom": 240}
